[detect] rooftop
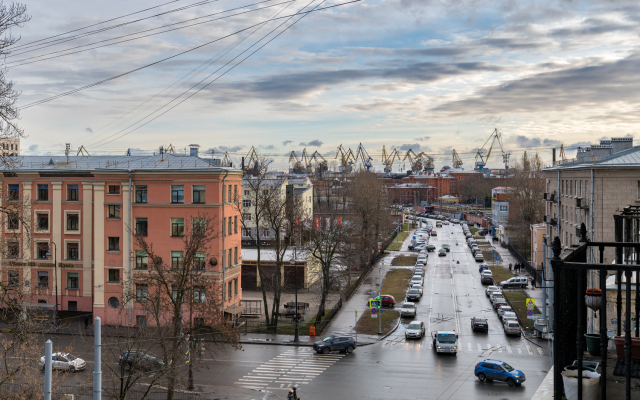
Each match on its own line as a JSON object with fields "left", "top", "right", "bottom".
{"left": 549, "top": 145, "right": 640, "bottom": 170}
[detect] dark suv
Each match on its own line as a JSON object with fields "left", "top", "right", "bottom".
{"left": 119, "top": 350, "right": 165, "bottom": 372}
{"left": 313, "top": 335, "right": 356, "bottom": 354}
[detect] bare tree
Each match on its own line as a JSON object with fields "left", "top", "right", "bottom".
{"left": 129, "top": 214, "right": 240, "bottom": 400}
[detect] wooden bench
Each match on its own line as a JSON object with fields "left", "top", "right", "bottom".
{"left": 32, "top": 316, "right": 50, "bottom": 323}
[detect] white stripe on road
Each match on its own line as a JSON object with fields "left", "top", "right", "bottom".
{"left": 537, "top": 347, "right": 544, "bottom": 356}
{"left": 507, "top": 345, "right": 512, "bottom": 353}
{"left": 517, "top": 346, "right": 523, "bottom": 354}
{"left": 497, "top": 345, "right": 502, "bottom": 353}
{"left": 468, "top": 343, "right": 472, "bottom": 352}
{"left": 477, "top": 343, "right": 482, "bottom": 351}
{"left": 526, "top": 345, "right": 533, "bottom": 355}
{"left": 487, "top": 343, "right": 491, "bottom": 351}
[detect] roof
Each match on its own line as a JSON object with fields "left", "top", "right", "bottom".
{"left": 241, "top": 248, "right": 309, "bottom": 262}
{"left": 1, "top": 154, "right": 238, "bottom": 172}
{"left": 390, "top": 183, "right": 435, "bottom": 188}
{"left": 547, "top": 145, "right": 640, "bottom": 170}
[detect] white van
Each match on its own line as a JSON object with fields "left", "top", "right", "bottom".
{"left": 500, "top": 277, "right": 528, "bottom": 289}
{"left": 432, "top": 331, "right": 458, "bottom": 354}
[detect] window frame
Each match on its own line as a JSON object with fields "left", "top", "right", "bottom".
{"left": 7, "top": 269, "right": 19, "bottom": 287}
{"left": 7, "top": 184, "right": 19, "bottom": 200}
{"left": 107, "top": 205, "right": 121, "bottom": 219}
{"left": 171, "top": 251, "right": 184, "bottom": 269}
{"left": 37, "top": 271, "right": 49, "bottom": 288}
{"left": 192, "top": 185, "right": 205, "bottom": 204}
{"left": 67, "top": 184, "right": 79, "bottom": 201}
{"left": 7, "top": 212, "right": 19, "bottom": 230}
{"left": 171, "top": 185, "right": 184, "bottom": 204}
{"left": 37, "top": 212, "right": 50, "bottom": 231}
{"left": 66, "top": 242, "right": 80, "bottom": 260}
{"left": 136, "top": 284, "right": 149, "bottom": 302}
{"left": 194, "top": 252, "right": 206, "bottom": 270}
{"left": 108, "top": 269, "right": 120, "bottom": 283}
{"left": 107, "top": 185, "right": 120, "bottom": 195}
{"left": 37, "top": 184, "right": 49, "bottom": 201}
{"left": 107, "top": 237, "right": 120, "bottom": 251}
{"left": 242, "top": 213, "right": 251, "bottom": 221}
{"left": 66, "top": 213, "right": 79, "bottom": 231}
{"left": 242, "top": 200, "right": 251, "bottom": 208}
{"left": 36, "top": 242, "right": 49, "bottom": 259}
{"left": 171, "top": 218, "right": 185, "bottom": 236}
{"left": 67, "top": 272, "right": 79, "bottom": 289}
{"left": 135, "top": 218, "right": 148, "bottom": 236}
{"left": 135, "top": 185, "right": 148, "bottom": 203}
{"left": 135, "top": 251, "right": 148, "bottom": 270}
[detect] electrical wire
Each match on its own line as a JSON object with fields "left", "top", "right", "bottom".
{"left": 7, "top": 0, "right": 294, "bottom": 67}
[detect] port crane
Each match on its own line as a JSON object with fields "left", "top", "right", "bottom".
{"left": 474, "top": 128, "right": 507, "bottom": 172}
{"left": 381, "top": 146, "right": 400, "bottom": 173}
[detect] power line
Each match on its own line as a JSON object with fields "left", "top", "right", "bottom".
{"left": 91, "top": 0, "right": 330, "bottom": 149}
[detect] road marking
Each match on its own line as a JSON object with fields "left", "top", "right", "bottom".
{"left": 526, "top": 345, "right": 533, "bottom": 355}
{"left": 487, "top": 343, "right": 491, "bottom": 351}
{"left": 497, "top": 345, "right": 502, "bottom": 353}
{"left": 537, "top": 347, "right": 544, "bottom": 356}
{"left": 517, "top": 346, "right": 523, "bottom": 354}
{"left": 507, "top": 345, "right": 512, "bottom": 353}
{"left": 468, "top": 343, "right": 472, "bottom": 352}
{"left": 477, "top": 343, "right": 482, "bottom": 351}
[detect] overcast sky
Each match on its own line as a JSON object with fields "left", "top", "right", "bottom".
{"left": 11, "top": 0, "right": 640, "bottom": 170}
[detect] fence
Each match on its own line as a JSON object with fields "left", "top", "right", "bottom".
{"left": 2, "top": 383, "right": 200, "bottom": 400}
{"left": 506, "top": 243, "right": 543, "bottom": 285}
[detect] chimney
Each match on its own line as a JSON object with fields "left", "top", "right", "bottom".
{"left": 552, "top": 148, "right": 556, "bottom": 166}
{"left": 189, "top": 144, "right": 200, "bottom": 157}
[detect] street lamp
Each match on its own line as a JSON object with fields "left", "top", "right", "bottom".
{"left": 290, "top": 247, "right": 299, "bottom": 342}
{"left": 45, "top": 243, "right": 58, "bottom": 326}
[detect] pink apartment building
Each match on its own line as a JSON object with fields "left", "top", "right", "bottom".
{"left": 0, "top": 152, "right": 242, "bottom": 326}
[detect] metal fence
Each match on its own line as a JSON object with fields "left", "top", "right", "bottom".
{"left": 2, "top": 383, "right": 200, "bottom": 400}
{"left": 506, "top": 243, "right": 543, "bottom": 285}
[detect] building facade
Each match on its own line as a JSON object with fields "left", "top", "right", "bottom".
{"left": 0, "top": 153, "right": 242, "bottom": 326}
{"left": 530, "top": 223, "right": 546, "bottom": 268}
{"left": 491, "top": 187, "right": 513, "bottom": 227}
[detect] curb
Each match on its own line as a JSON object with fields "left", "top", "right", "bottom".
{"left": 379, "top": 315, "right": 401, "bottom": 340}
{"left": 239, "top": 339, "right": 314, "bottom": 347}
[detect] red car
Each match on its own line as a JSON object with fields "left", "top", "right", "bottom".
{"left": 431, "top": 231, "right": 437, "bottom": 236}
{"left": 380, "top": 295, "right": 395, "bottom": 307}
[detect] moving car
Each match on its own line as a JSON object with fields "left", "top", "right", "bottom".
{"left": 406, "top": 288, "right": 421, "bottom": 302}
{"left": 471, "top": 317, "right": 488, "bottom": 332}
{"left": 119, "top": 350, "right": 165, "bottom": 372}
{"left": 432, "top": 331, "right": 458, "bottom": 354}
{"left": 442, "top": 244, "right": 450, "bottom": 252}
{"left": 503, "top": 319, "right": 522, "bottom": 336}
{"left": 426, "top": 244, "right": 436, "bottom": 252}
{"left": 485, "top": 286, "right": 500, "bottom": 297}
{"left": 400, "top": 302, "right": 417, "bottom": 318}
{"left": 438, "top": 248, "right": 447, "bottom": 256}
{"left": 39, "top": 352, "right": 86, "bottom": 372}
{"left": 405, "top": 320, "right": 426, "bottom": 339}
{"left": 313, "top": 334, "right": 356, "bottom": 354}
{"left": 474, "top": 359, "right": 525, "bottom": 386}
{"left": 500, "top": 277, "right": 529, "bottom": 289}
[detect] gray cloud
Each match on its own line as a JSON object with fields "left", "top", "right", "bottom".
{"left": 85, "top": 127, "right": 93, "bottom": 133}
{"left": 399, "top": 143, "right": 422, "bottom": 151}
{"left": 28, "top": 144, "right": 38, "bottom": 151}
{"left": 512, "top": 135, "right": 561, "bottom": 149}
{"left": 414, "top": 136, "right": 431, "bottom": 141}
{"left": 282, "top": 140, "right": 293, "bottom": 146}
{"left": 260, "top": 144, "right": 277, "bottom": 150}
{"left": 300, "top": 140, "right": 323, "bottom": 147}
{"left": 214, "top": 145, "right": 244, "bottom": 152}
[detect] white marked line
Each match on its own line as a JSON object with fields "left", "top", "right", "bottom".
{"left": 537, "top": 347, "right": 544, "bottom": 356}
{"left": 468, "top": 343, "right": 472, "bottom": 352}
{"left": 477, "top": 343, "right": 482, "bottom": 351}
{"left": 517, "top": 346, "right": 523, "bottom": 354}
{"left": 487, "top": 343, "right": 491, "bottom": 351}
{"left": 507, "top": 345, "right": 512, "bottom": 353}
{"left": 526, "top": 345, "right": 533, "bottom": 355}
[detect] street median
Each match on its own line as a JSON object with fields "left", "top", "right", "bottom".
{"left": 356, "top": 268, "right": 412, "bottom": 335}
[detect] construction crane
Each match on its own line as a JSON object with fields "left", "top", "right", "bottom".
{"left": 76, "top": 145, "right": 90, "bottom": 156}
{"left": 301, "top": 148, "right": 314, "bottom": 173}
{"left": 381, "top": 146, "right": 400, "bottom": 174}
{"left": 474, "top": 128, "right": 506, "bottom": 172}
{"left": 559, "top": 144, "right": 567, "bottom": 161}
{"left": 419, "top": 152, "right": 435, "bottom": 172}
{"left": 243, "top": 146, "right": 260, "bottom": 175}
{"left": 354, "top": 143, "right": 373, "bottom": 171}
{"left": 403, "top": 149, "right": 424, "bottom": 172}
{"left": 288, "top": 151, "right": 306, "bottom": 174}
{"left": 310, "top": 151, "right": 328, "bottom": 175}
{"left": 222, "top": 152, "right": 234, "bottom": 168}
{"left": 452, "top": 149, "right": 463, "bottom": 169}
{"left": 335, "top": 144, "right": 355, "bottom": 173}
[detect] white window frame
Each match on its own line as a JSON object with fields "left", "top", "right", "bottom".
{"left": 64, "top": 210, "right": 81, "bottom": 235}
{"left": 64, "top": 239, "right": 81, "bottom": 261}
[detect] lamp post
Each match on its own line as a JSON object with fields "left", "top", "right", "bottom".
{"left": 188, "top": 265, "right": 194, "bottom": 391}
{"left": 291, "top": 247, "right": 299, "bottom": 342}
{"left": 45, "top": 243, "right": 58, "bottom": 326}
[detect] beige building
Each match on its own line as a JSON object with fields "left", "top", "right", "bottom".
{"left": 240, "top": 248, "right": 320, "bottom": 290}
{"left": 0, "top": 137, "right": 19, "bottom": 156}
{"left": 530, "top": 223, "right": 546, "bottom": 268}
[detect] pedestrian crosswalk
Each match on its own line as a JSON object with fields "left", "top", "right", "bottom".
{"left": 235, "top": 348, "right": 345, "bottom": 390}
{"left": 421, "top": 340, "right": 546, "bottom": 357}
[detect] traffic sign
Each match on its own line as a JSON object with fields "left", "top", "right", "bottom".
{"left": 368, "top": 300, "right": 378, "bottom": 308}
{"left": 527, "top": 309, "right": 534, "bottom": 316}
{"left": 371, "top": 309, "right": 378, "bottom": 318}
{"left": 496, "top": 256, "right": 501, "bottom": 261}
{"left": 525, "top": 298, "right": 535, "bottom": 307}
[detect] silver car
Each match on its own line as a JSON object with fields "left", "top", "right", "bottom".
{"left": 405, "top": 320, "right": 426, "bottom": 339}
{"left": 503, "top": 319, "right": 522, "bottom": 336}
{"left": 39, "top": 352, "right": 86, "bottom": 372}
{"left": 400, "top": 302, "right": 417, "bottom": 318}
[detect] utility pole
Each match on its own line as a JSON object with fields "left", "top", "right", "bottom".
{"left": 292, "top": 247, "right": 299, "bottom": 342}
{"left": 378, "top": 267, "right": 382, "bottom": 335}
{"left": 94, "top": 317, "right": 102, "bottom": 400}
{"left": 44, "top": 340, "right": 52, "bottom": 400}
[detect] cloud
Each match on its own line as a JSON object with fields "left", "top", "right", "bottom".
{"left": 85, "top": 127, "right": 93, "bottom": 133}
{"left": 299, "top": 140, "right": 323, "bottom": 147}
{"left": 213, "top": 145, "right": 244, "bottom": 153}
{"left": 399, "top": 143, "right": 423, "bottom": 151}
{"left": 28, "top": 144, "right": 38, "bottom": 151}
{"left": 512, "top": 135, "right": 561, "bottom": 149}
{"left": 261, "top": 144, "right": 277, "bottom": 150}
{"left": 282, "top": 140, "right": 293, "bottom": 146}
{"left": 414, "top": 136, "right": 431, "bottom": 141}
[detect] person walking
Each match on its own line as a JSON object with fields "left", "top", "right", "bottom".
{"left": 532, "top": 277, "right": 536, "bottom": 289}
{"left": 509, "top": 263, "right": 512, "bottom": 272}
{"left": 84, "top": 314, "right": 89, "bottom": 329}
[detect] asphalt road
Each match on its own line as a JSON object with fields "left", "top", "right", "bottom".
{"left": 28, "top": 220, "right": 552, "bottom": 399}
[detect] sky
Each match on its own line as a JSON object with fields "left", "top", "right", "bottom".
{"left": 9, "top": 0, "right": 640, "bottom": 171}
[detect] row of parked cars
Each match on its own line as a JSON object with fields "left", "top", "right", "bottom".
{"left": 475, "top": 265, "right": 522, "bottom": 336}
{"left": 466, "top": 234, "right": 484, "bottom": 262}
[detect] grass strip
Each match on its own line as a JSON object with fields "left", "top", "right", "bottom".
{"left": 391, "top": 255, "right": 417, "bottom": 266}
{"left": 381, "top": 268, "right": 414, "bottom": 302}
{"left": 487, "top": 263, "right": 515, "bottom": 286}
{"left": 503, "top": 290, "right": 540, "bottom": 330}
{"left": 355, "top": 309, "right": 399, "bottom": 335}
{"left": 386, "top": 230, "right": 409, "bottom": 251}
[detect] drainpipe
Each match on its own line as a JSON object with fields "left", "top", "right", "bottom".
{"left": 221, "top": 169, "right": 229, "bottom": 319}
{"left": 589, "top": 168, "right": 595, "bottom": 333}
{"left": 128, "top": 170, "right": 133, "bottom": 326}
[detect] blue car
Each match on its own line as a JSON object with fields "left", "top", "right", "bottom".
{"left": 474, "top": 359, "right": 525, "bottom": 386}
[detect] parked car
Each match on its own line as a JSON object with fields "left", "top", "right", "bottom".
{"left": 413, "top": 267, "right": 424, "bottom": 276}
{"left": 406, "top": 288, "right": 422, "bottom": 302}
{"left": 478, "top": 263, "right": 489, "bottom": 272}
{"left": 503, "top": 319, "right": 522, "bottom": 336}
{"left": 493, "top": 298, "right": 508, "bottom": 310}
{"left": 405, "top": 320, "right": 426, "bottom": 339}
{"left": 400, "top": 302, "right": 417, "bottom": 318}
{"left": 471, "top": 317, "right": 488, "bottom": 332}
{"left": 411, "top": 284, "right": 423, "bottom": 295}
{"left": 438, "top": 248, "right": 447, "bottom": 256}
{"left": 474, "top": 359, "right": 525, "bottom": 386}
{"left": 500, "top": 277, "right": 529, "bottom": 289}
{"left": 442, "top": 244, "right": 450, "bottom": 252}
{"left": 431, "top": 231, "right": 438, "bottom": 236}
{"left": 118, "top": 350, "right": 165, "bottom": 372}
{"left": 379, "top": 295, "right": 396, "bottom": 307}
{"left": 443, "top": 221, "right": 450, "bottom": 225}
{"left": 490, "top": 292, "right": 505, "bottom": 304}
{"left": 475, "top": 252, "right": 484, "bottom": 262}
{"left": 485, "top": 286, "right": 500, "bottom": 297}
{"left": 313, "top": 334, "right": 356, "bottom": 354}
{"left": 411, "top": 276, "right": 423, "bottom": 287}
{"left": 426, "top": 244, "right": 436, "bottom": 252}
{"left": 39, "top": 352, "right": 86, "bottom": 372}
{"left": 497, "top": 305, "right": 513, "bottom": 319}
{"left": 481, "top": 273, "right": 494, "bottom": 285}
{"left": 501, "top": 311, "right": 518, "bottom": 322}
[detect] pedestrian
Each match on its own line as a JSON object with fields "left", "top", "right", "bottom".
{"left": 84, "top": 314, "right": 89, "bottom": 328}
{"left": 509, "top": 263, "right": 512, "bottom": 272}
{"left": 532, "top": 277, "right": 536, "bottom": 289}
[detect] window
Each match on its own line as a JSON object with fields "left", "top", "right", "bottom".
{"left": 242, "top": 213, "right": 251, "bottom": 221}
{"left": 244, "top": 190, "right": 250, "bottom": 196}
{"left": 37, "top": 242, "right": 49, "bottom": 259}
{"left": 194, "top": 252, "right": 206, "bottom": 270}
{"left": 171, "top": 185, "right": 184, "bottom": 203}
{"left": 135, "top": 251, "right": 148, "bottom": 269}
{"left": 192, "top": 218, "right": 206, "bottom": 237}
{"left": 108, "top": 185, "right": 120, "bottom": 194}
{"left": 67, "top": 243, "right": 79, "bottom": 260}
{"left": 228, "top": 184, "right": 232, "bottom": 202}
{"left": 135, "top": 185, "right": 147, "bottom": 203}
{"left": 8, "top": 270, "right": 19, "bottom": 286}
{"left": 242, "top": 200, "right": 251, "bottom": 208}
{"left": 108, "top": 297, "right": 119, "bottom": 308}
{"left": 67, "top": 214, "right": 79, "bottom": 230}
{"left": 108, "top": 237, "right": 120, "bottom": 251}
{"left": 234, "top": 278, "right": 238, "bottom": 295}
{"left": 136, "top": 284, "right": 148, "bottom": 302}
{"left": 234, "top": 216, "right": 238, "bottom": 234}
{"left": 193, "top": 185, "right": 205, "bottom": 203}
{"left": 67, "top": 272, "right": 79, "bottom": 289}
{"left": 67, "top": 184, "right": 79, "bottom": 201}
{"left": 8, "top": 184, "right": 19, "bottom": 200}
{"left": 108, "top": 269, "right": 120, "bottom": 283}
{"left": 135, "top": 218, "right": 148, "bottom": 236}
{"left": 194, "top": 287, "right": 206, "bottom": 304}
{"left": 228, "top": 217, "right": 232, "bottom": 236}
{"left": 7, "top": 242, "right": 19, "bottom": 258}
{"left": 500, "top": 205, "right": 508, "bottom": 212}
{"left": 171, "top": 251, "right": 184, "bottom": 269}
{"left": 228, "top": 248, "right": 232, "bottom": 268}
{"left": 234, "top": 246, "right": 238, "bottom": 265}
{"left": 228, "top": 280, "right": 232, "bottom": 299}
{"left": 171, "top": 218, "right": 184, "bottom": 236}
{"left": 242, "top": 228, "right": 251, "bottom": 237}
{"left": 171, "top": 285, "right": 179, "bottom": 302}
{"left": 233, "top": 185, "right": 238, "bottom": 202}
{"left": 262, "top": 190, "right": 269, "bottom": 196}
{"left": 7, "top": 213, "right": 19, "bottom": 230}
{"left": 37, "top": 213, "right": 49, "bottom": 230}
{"left": 38, "top": 271, "right": 49, "bottom": 288}
{"left": 108, "top": 205, "right": 120, "bottom": 219}
{"left": 37, "top": 184, "right": 49, "bottom": 200}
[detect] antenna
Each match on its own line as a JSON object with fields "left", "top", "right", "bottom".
{"left": 65, "top": 143, "right": 70, "bottom": 162}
